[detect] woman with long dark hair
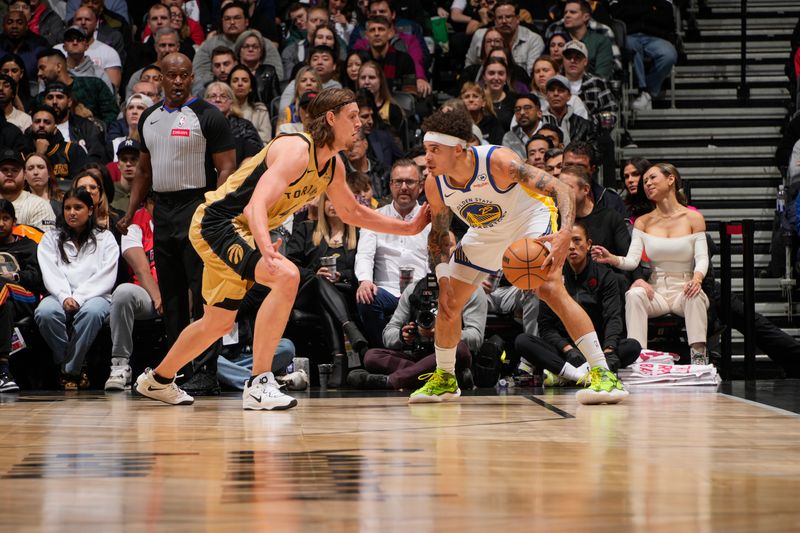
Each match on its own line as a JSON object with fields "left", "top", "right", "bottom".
{"left": 0, "top": 53, "right": 32, "bottom": 113}
{"left": 229, "top": 64, "right": 272, "bottom": 143}
{"left": 34, "top": 188, "right": 120, "bottom": 389}
{"left": 621, "top": 157, "right": 654, "bottom": 222}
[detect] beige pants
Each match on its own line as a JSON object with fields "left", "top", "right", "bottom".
{"left": 625, "top": 272, "right": 709, "bottom": 348}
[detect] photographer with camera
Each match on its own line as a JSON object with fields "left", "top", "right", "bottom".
{"left": 351, "top": 232, "right": 487, "bottom": 390}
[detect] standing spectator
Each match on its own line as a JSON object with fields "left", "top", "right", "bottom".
{"left": 362, "top": 16, "right": 416, "bottom": 94}
{"left": 106, "top": 94, "right": 154, "bottom": 159}
{"left": 465, "top": 0, "right": 544, "bottom": 74}
{"left": 610, "top": 0, "right": 679, "bottom": 110}
{"left": 540, "top": 75, "right": 596, "bottom": 146}
{"left": 0, "top": 9, "right": 48, "bottom": 81}
{"left": 111, "top": 139, "right": 139, "bottom": 213}
{"left": 279, "top": 46, "right": 342, "bottom": 113}
{"left": 355, "top": 159, "right": 430, "bottom": 348}
{"left": 71, "top": 4, "right": 125, "bottom": 67}
{"left": 118, "top": 53, "right": 236, "bottom": 371}
{"left": 26, "top": 105, "right": 87, "bottom": 187}
{"left": 0, "top": 148, "right": 55, "bottom": 229}
{"left": 0, "top": 72, "right": 29, "bottom": 132}
{"left": 106, "top": 195, "right": 160, "bottom": 391}
{"left": 42, "top": 81, "right": 108, "bottom": 164}
{"left": 36, "top": 48, "right": 119, "bottom": 126}
{"left": 23, "top": 153, "right": 61, "bottom": 214}
{"left": 502, "top": 92, "right": 544, "bottom": 159}
{"left": 10, "top": 0, "right": 64, "bottom": 47}
{"left": 54, "top": 26, "right": 113, "bottom": 91}
{"left": 205, "top": 81, "right": 263, "bottom": 165}
{"left": 0, "top": 199, "right": 42, "bottom": 392}
{"left": 193, "top": 1, "right": 283, "bottom": 87}
{"left": 35, "top": 187, "right": 119, "bottom": 389}
{"left": 233, "top": 30, "right": 280, "bottom": 107}
{"left": 229, "top": 65, "right": 272, "bottom": 144}
{"left": 0, "top": 53, "right": 33, "bottom": 111}
{"left": 460, "top": 81, "right": 504, "bottom": 145}
{"left": 547, "top": 0, "right": 614, "bottom": 79}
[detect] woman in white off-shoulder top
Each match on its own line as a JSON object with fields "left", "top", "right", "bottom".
{"left": 592, "top": 163, "right": 710, "bottom": 365}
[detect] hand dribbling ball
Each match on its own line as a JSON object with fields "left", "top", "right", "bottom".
{"left": 502, "top": 238, "right": 549, "bottom": 290}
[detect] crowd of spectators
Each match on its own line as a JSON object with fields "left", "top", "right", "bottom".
{"left": 0, "top": 0, "right": 798, "bottom": 395}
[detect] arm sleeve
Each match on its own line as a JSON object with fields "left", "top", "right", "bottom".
{"left": 37, "top": 232, "right": 72, "bottom": 304}
{"left": 460, "top": 288, "right": 488, "bottom": 354}
{"left": 693, "top": 232, "right": 709, "bottom": 276}
{"left": 382, "top": 284, "right": 412, "bottom": 349}
{"left": 71, "top": 232, "right": 120, "bottom": 306}
{"left": 200, "top": 106, "right": 236, "bottom": 153}
{"left": 616, "top": 228, "right": 645, "bottom": 271}
{"left": 354, "top": 229, "right": 377, "bottom": 283}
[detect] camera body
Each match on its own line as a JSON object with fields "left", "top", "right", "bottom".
{"left": 411, "top": 274, "right": 439, "bottom": 348}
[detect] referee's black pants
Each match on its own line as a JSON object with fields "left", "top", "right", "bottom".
{"left": 153, "top": 189, "right": 206, "bottom": 350}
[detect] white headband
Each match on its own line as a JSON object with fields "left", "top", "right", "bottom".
{"left": 423, "top": 131, "right": 467, "bottom": 148}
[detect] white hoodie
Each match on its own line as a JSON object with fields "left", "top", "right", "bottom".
{"left": 38, "top": 229, "right": 119, "bottom": 306}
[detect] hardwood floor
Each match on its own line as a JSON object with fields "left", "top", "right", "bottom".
{"left": 1, "top": 387, "right": 800, "bottom": 532}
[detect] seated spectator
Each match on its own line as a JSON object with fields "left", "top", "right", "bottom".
{"left": 361, "top": 15, "right": 416, "bottom": 94}
{"left": 328, "top": 0, "right": 355, "bottom": 43}
{"left": 516, "top": 222, "right": 641, "bottom": 385}
{"left": 71, "top": 0, "right": 130, "bottom": 57}
{"left": 34, "top": 187, "right": 119, "bottom": 389}
{"left": 347, "top": 170, "right": 379, "bottom": 208}
{"left": 229, "top": 65, "right": 272, "bottom": 144}
{"left": 36, "top": 48, "right": 118, "bottom": 126}
{"left": 459, "top": 29, "right": 530, "bottom": 93}
{"left": 217, "top": 338, "right": 298, "bottom": 390}
{"left": 23, "top": 153, "right": 61, "bottom": 214}
{"left": 480, "top": 56, "right": 517, "bottom": 131}
{"left": 282, "top": 3, "right": 309, "bottom": 47}
{"left": 111, "top": 140, "right": 139, "bottom": 213}
{"left": 355, "top": 160, "right": 430, "bottom": 348}
{"left": 544, "top": 147, "right": 564, "bottom": 176}
{"left": 621, "top": 157, "right": 653, "bottom": 223}
{"left": 342, "top": 50, "right": 367, "bottom": 92}
{"left": 483, "top": 47, "right": 531, "bottom": 95}
{"left": 42, "top": 81, "right": 108, "bottom": 164}
{"left": 355, "top": 232, "right": 487, "bottom": 389}
{"left": 539, "top": 124, "right": 564, "bottom": 149}
{"left": 124, "top": 4, "right": 194, "bottom": 82}
{"left": 546, "top": 0, "right": 615, "bottom": 80}
{"left": 10, "top": 0, "right": 64, "bottom": 47}
{"left": 123, "top": 28, "right": 183, "bottom": 98}
{"left": 346, "top": 129, "right": 389, "bottom": 202}
{"left": 26, "top": 104, "right": 87, "bottom": 188}
{"left": 280, "top": 5, "right": 332, "bottom": 79}
{"left": 357, "top": 60, "right": 404, "bottom": 134}
{"left": 465, "top": 0, "right": 544, "bottom": 75}
{"left": 531, "top": 55, "right": 590, "bottom": 119}
{"left": 459, "top": 82, "right": 502, "bottom": 145}
{"left": 140, "top": 2, "right": 204, "bottom": 46}
{"left": 0, "top": 148, "right": 55, "bottom": 229}
{"left": 192, "top": 46, "right": 236, "bottom": 97}
{"left": 279, "top": 45, "right": 342, "bottom": 113}
{"left": 483, "top": 271, "right": 540, "bottom": 336}
{"left": 106, "top": 94, "right": 153, "bottom": 160}
{"left": 562, "top": 40, "right": 618, "bottom": 118}
{"left": 106, "top": 194, "right": 159, "bottom": 391}
{"left": 502, "top": 93, "right": 544, "bottom": 159}
{"left": 70, "top": 5, "right": 124, "bottom": 83}
{"left": 355, "top": 88, "right": 403, "bottom": 170}
{"left": 286, "top": 191, "right": 369, "bottom": 387}
{"left": 55, "top": 26, "right": 113, "bottom": 91}
{"left": 233, "top": 30, "right": 280, "bottom": 108}
{"left": 547, "top": 31, "right": 570, "bottom": 69}
{"left": 277, "top": 66, "right": 322, "bottom": 131}
{"left": 72, "top": 168, "right": 120, "bottom": 231}
{"left": 610, "top": 0, "right": 679, "bottom": 111}
{"left": 525, "top": 134, "right": 553, "bottom": 169}
{"left": 563, "top": 141, "right": 626, "bottom": 217}
{"left": 0, "top": 199, "right": 42, "bottom": 392}
{"left": 131, "top": 66, "right": 163, "bottom": 103}
{"left": 0, "top": 53, "right": 33, "bottom": 111}
{"left": 0, "top": 9, "right": 49, "bottom": 81}
{"left": 0, "top": 73, "right": 29, "bottom": 132}
{"left": 205, "top": 81, "right": 263, "bottom": 165}
{"left": 541, "top": 75, "right": 596, "bottom": 146}
{"left": 276, "top": 89, "right": 314, "bottom": 135}
{"left": 592, "top": 163, "right": 711, "bottom": 365}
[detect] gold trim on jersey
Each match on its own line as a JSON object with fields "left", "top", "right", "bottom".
{"left": 520, "top": 185, "right": 560, "bottom": 232}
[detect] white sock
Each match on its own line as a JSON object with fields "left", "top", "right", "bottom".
{"left": 558, "top": 362, "right": 586, "bottom": 382}
{"left": 575, "top": 332, "right": 609, "bottom": 370}
{"left": 435, "top": 344, "right": 457, "bottom": 375}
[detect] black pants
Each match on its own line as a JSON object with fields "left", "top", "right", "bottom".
{"left": 514, "top": 334, "right": 641, "bottom": 375}
{"left": 294, "top": 276, "right": 358, "bottom": 357}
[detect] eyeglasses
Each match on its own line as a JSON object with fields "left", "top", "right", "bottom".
{"left": 389, "top": 179, "right": 420, "bottom": 187}
{"left": 514, "top": 105, "right": 535, "bottom": 112}
{"left": 206, "top": 93, "right": 231, "bottom": 101}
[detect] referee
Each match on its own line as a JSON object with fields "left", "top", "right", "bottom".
{"left": 119, "top": 53, "right": 236, "bottom": 377}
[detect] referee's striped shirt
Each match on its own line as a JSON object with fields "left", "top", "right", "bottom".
{"left": 138, "top": 98, "right": 235, "bottom": 193}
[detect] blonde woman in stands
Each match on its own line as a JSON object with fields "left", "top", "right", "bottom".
{"left": 592, "top": 163, "right": 710, "bottom": 365}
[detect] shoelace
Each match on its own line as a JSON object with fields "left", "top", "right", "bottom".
{"left": 577, "top": 367, "right": 602, "bottom": 388}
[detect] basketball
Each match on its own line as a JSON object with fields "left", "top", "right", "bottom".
{"left": 502, "top": 239, "right": 549, "bottom": 290}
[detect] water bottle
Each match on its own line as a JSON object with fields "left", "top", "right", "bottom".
{"left": 777, "top": 184, "right": 786, "bottom": 214}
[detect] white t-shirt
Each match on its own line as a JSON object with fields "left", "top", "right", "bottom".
{"left": 55, "top": 39, "right": 122, "bottom": 72}
{"left": 56, "top": 122, "right": 70, "bottom": 142}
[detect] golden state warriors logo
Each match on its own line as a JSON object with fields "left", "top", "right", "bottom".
{"left": 459, "top": 201, "right": 504, "bottom": 228}
{"left": 227, "top": 244, "right": 244, "bottom": 265}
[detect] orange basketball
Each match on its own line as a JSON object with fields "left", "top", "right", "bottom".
{"left": 502, "top": 239, "right": 549, "bottom": 290}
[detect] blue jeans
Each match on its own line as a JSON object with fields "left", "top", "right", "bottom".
{"left": 357, "top": 287, "right": 399, "bottom": 348}
{"left": 626, "top": 33, "right": 678, "bottom": 97}
{"left": 216, "top": 338, "right": 295, "bottom": 390}
{"left": 34, "top": 295, "right": 110, "bottom": 376}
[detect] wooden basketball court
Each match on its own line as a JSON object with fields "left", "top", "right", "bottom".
{"left": 2, "top": 385, "right": 800, "bottom": 531}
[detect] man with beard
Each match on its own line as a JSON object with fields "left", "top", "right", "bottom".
{"left": 0, "top": 73, "right": 30, "bottom": 133}
{"left": 0, "top": 9, "right": 48, "bottom": 81}
{"left": 42, "top": 81, "right": 107, "bottom": 163}
{"left": 502, "top": 93, "right": 544, "bottom": 159}
{"left": 0, "top": 148, "right": 54, "bottom": 229}
{"left": 25, "top": 104, "right": 87, "bottom": 187}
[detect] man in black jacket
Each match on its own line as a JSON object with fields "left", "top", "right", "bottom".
{"left": 541, "top": 75, "right": 597, "bottom": 147}
{"left": 42, "top": 81, "right": 108, "bottom": 164}
{"left": 515, "top": 222, "right": 641, "bottom": 384}
{"left": 0, "top": 200, "right": 43, "bottom": 392}
{"left": 563, "top": 140, "right": 627, "bottom": 217}
{"left": 25, "top": 105, "right": 87, "bottom": 188}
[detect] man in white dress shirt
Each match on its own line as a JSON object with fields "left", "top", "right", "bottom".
{"left": 355, "top": 159, "right": 431, "bottom": 348}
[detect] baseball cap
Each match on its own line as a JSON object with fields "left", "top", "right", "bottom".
{"left": 545, "top": 74, "right": 571, "bottom": 92}
{"left": 64, "top": 25, "right": 89, "bottom": 41}
{"left": 44, "top": 81, "right": 71, "bottom": 97}
{"left": 116, "top": 138, "right": 141, "bottom": 157}
{"left": 0, "top": 148, "right": 23, "bottom": 167}
{"left": 299, "top": 91, "right": 318, "bottom": 109}
{"left": 563, "top": 40, "right": 588, "bottom": 58}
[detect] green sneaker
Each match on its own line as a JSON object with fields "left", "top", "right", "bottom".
{"left": 575, "top": 367, "right": 628, "bottom": 405}
{"left": 543, "top": 369, "right": 569, "bottom": 387}
{"left": 408, "top": 368, "right": 461, "bottom": 404}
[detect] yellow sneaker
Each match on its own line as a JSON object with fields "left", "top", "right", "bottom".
{"left": 575, "top": 367, "right": 628, "bottom": 405}
{"left": 408, "top": 368, "right": 461, "bottom": 404}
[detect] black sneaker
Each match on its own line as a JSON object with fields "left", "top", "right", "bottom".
{"left": 456, "top": 367, "right": 474, "bottom": 390}
{"left": 346, "top": 369, "right": 389, "bottom": 389}
{"left": 0, "top": 372, "right": 19, "bottom": 392}
{"left": 181, "top": 367, "right": 221, "bottom": 396}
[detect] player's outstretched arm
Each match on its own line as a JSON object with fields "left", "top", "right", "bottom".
{"left": 424, "top": 173, "right": 452, "bottom": 268}
{"left": 327, "top": 156, "right": 431, "bottom": 235}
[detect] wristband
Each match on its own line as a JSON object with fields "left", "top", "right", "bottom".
{"left": 435, "top": 263, "right": 450, "bottom": 280}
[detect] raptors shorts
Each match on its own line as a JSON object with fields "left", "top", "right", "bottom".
{"left": 189, "top": 203, "right": 262, "bottom": 310}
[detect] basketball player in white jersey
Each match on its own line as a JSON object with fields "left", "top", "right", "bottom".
{"left": 411, "top": 107, "right": 627, "bottom": 405}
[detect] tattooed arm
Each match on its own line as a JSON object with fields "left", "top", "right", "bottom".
{"left": 424, "top": 173, "right": 453, "bottom": 268}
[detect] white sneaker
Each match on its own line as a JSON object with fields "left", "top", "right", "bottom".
{"left": 105, "top": 365, "right": 132, "bottom": 391}
{"left": 275, "top": 369, "right": 308, "bottom": 391}
{"left": 632, "top": 92, "right": 652, "bottom": 111}
{"left": 243, "top": 372, "right": 298, "bottom": 410}
{"left": 135, "top": 368, "right": 194, "bottom": 405}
